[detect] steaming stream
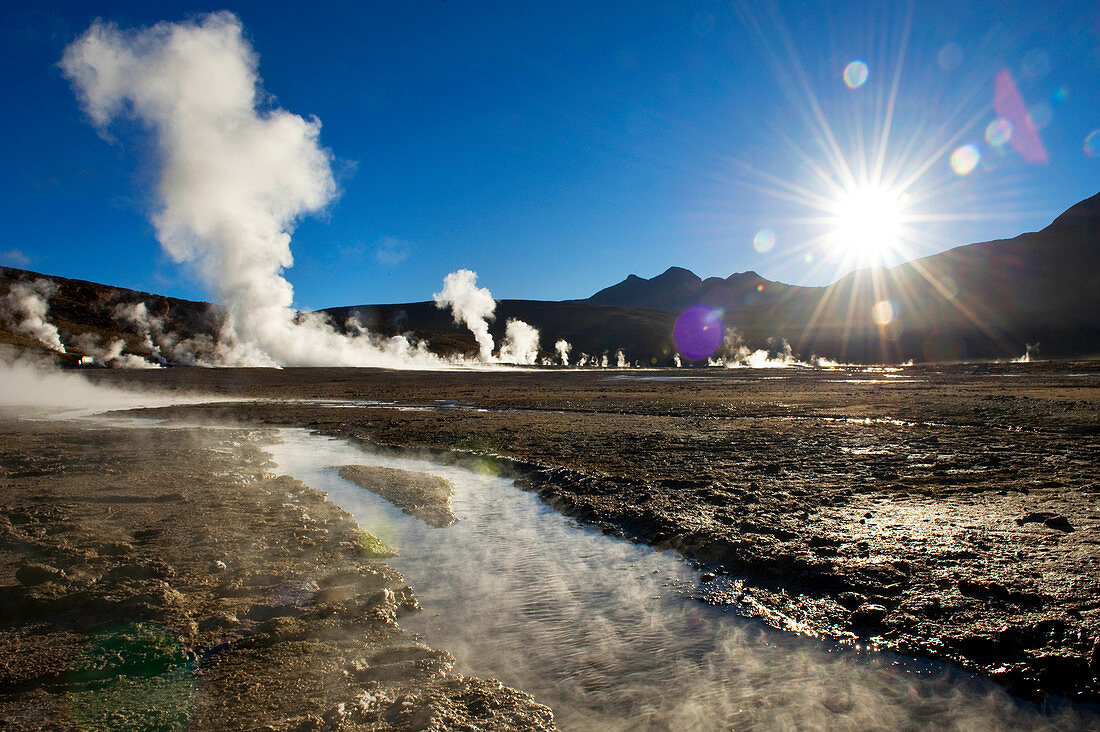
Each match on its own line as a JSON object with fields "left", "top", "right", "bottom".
{"left": 265, "top": 429, "right": 1091, "bottom": 731}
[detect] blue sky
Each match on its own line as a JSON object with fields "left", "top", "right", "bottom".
{"left": 2, "top": 1, "right": 1098, "bottom": 309}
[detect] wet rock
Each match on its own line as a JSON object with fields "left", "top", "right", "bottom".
{"left": 988, "top": 664, "right": 1043, "bottom": 703}
{"left": 836, "top": 592, "right": 866, "bottom": 610}
{"left": 1033, "top": 651, "right": 1090, "bottom": 693}
{"left": 15, "top": 563, "right": 63, "bottom": 587}
{"left": 851, "top": 603, "right": 888, "bottom": 626}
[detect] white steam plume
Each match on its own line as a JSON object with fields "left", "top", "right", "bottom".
{"left": 434, "top": 269, "right": 497, "bottom": 362}
{"left": 498, "top": 319, "right": 540, "bottom": 365}
{"left": 113, "top": 302, "right": 162, "bottom": 358}
{"left": 555, "top": 339, "right": 571, "bottom": 366}
{"left": 710, "top": 330, "right": 807, "bottom": 368}
{"left": 60, "top": 13, "right": 445, "bottom": 369}
{"left": 615, "top": 349, "right": 627, "bottom": 368}
{"left": 2, "top": 280, "right": 66, "bottom": 353}
{"left": 72, "top": 332, "right": 161, "bottom": 369}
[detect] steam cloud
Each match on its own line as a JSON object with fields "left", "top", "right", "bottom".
{"left": 708, "top": 329, "right": 844, "bottom": 369}
{"left": 60, "top": 13, "right": 447, "bottom": 369}
{"left": 434, "top": 270, "right": 496, "bottom": 362}
{"left": 433, "top": 269, "right": 542, "bottom": 364}
{"left": 555, "top": 339, "right": 571, "bottom": 366}
{"left": 2, "top": 280, "right": 66, "bottom": 353}
{"left": 499, "top": 319, "right": 540, "bottom": 365}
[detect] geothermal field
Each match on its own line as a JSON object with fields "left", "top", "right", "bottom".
{"left": 4, "top": 3, "right": 1100, "bottom": 730}
{"left": 1, "top": 361, "right": 1099, "bottom": 729}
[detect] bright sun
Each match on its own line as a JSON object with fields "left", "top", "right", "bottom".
{"left": 830, "top": 187, "right": 907, "bottom": 265}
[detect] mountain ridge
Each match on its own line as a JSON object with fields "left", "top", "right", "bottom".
{"left": 2, "top": 192, "right": 1098, "bottom": 364}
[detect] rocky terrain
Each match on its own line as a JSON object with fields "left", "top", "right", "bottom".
{"left": 89, "top": 362, "right": 1100, "bottom": 706}
{"left": 0, "top": 416, "right": 555, "bottom": 730}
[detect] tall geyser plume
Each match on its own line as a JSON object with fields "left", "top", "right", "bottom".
{"left": 2, "top": 280, "right": 65, "bottom": 353}
{"left": 60, "top": 12, "right": 442, "bottom": 368}
{"left": 433, "top": 269, "right": 497, "bottom": 362}
{"left": 555, "top": 339, "right": 571, "bottom": 366}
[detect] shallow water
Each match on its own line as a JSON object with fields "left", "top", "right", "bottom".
{"left": 267, "top": 429, "right": 1092, "bottom": 731}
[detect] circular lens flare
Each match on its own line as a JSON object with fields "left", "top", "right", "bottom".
{"left": 673, "top": 305, "right": 724, "bottom": 361}
{"left": 985, "top": 119, "right": 1012, "bottom": 147}
{"left": 871, "top": 300, "right": 895, "bottom": 325}
{"left": 1085, "top": 129, "right": 1100, "bottom": 157}
{"left": 753, "top": 229, "right": 776, "bottom": 252}
{"left": 950, "top": 145, "right": 980, "bottom": 175}
{"left": 843, "top": 60, "right": 868, "bottom": 88}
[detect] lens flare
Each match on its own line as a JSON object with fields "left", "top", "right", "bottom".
{"left": 673, "top": 305, "right": 724, "bottom": 361}
{"left": 984, "top": 119, "right": 1012, "bottom": 147}
{"left": 843, "top": 60, "right": 868, "bottom": 88}
{"left": 1085, "top": 130, "right": 1100, "bottom": 157}
{"left": 1021, "top": 49, "right": 1051, "bottom": 79}
{"left": 871, "top": 300, "right": 895, "bottom": 326}
{"left": 950, "top": 145, "right": 980, "bottom": 175}
{"left": 1028, "top": 101, "right": 1053, "bottom": 130}
{"left": 753, "top": 229, "right": 776, "bottom": 252}
{"left": 937, "top": 42, "right": 963, "bottom": 70}
{"left": 994, "top": 69, "right": 1048, "bottom": 163}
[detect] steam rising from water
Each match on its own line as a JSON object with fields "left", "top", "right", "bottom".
{"left": 60, "top": 13, "right": 449, "bottom": 369}
{"left": 0, "top": 348, "right": 229, "bottom": 414}
{"left": 267, "top": 432, "right": 1092, "bottom": 731}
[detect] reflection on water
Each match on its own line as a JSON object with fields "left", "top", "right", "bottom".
{"left": 266, "top": 429, "right": 1094, "bottom": 731}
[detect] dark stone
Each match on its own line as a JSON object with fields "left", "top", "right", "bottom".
{"left": 1044, "top": 515, "right": 1074, "bottom": 532}
{"left": 15, "top": 563, "right": 62, "bottom": 587}
{"left": 851, "top": 603, "right": 888, "bottom": 625}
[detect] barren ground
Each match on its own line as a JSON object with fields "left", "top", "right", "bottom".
{"left": 0, "top": 417, "right": 554, "bottom": 730}
{"left": 86, "top": 361, "right": 1100, "bottom": 706}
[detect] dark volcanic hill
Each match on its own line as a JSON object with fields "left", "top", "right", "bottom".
{"left": 586, "top": 266, "right": 801, "bottom": 316}
{"left": 0, "top": 266, "right": 222, "bottom": 365}
{"left": 572, "top": 192, "right": 1100, "bottom": 362}
{"left": 2, "top": 193, "right": 1098, "bottom": 365}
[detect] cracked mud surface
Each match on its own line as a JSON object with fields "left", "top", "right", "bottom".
{"left": 92, "top": 361, "right": 1100, "bottom": 705}
{"left": 0, "top": 418, "right": 554, "bottom": 731}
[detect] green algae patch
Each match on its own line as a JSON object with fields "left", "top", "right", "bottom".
{"left": 68, "top": 622, "right": 195, "bottom": 731}
{"left": 357, "top": 529, "right": 398, "bottom": 558}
